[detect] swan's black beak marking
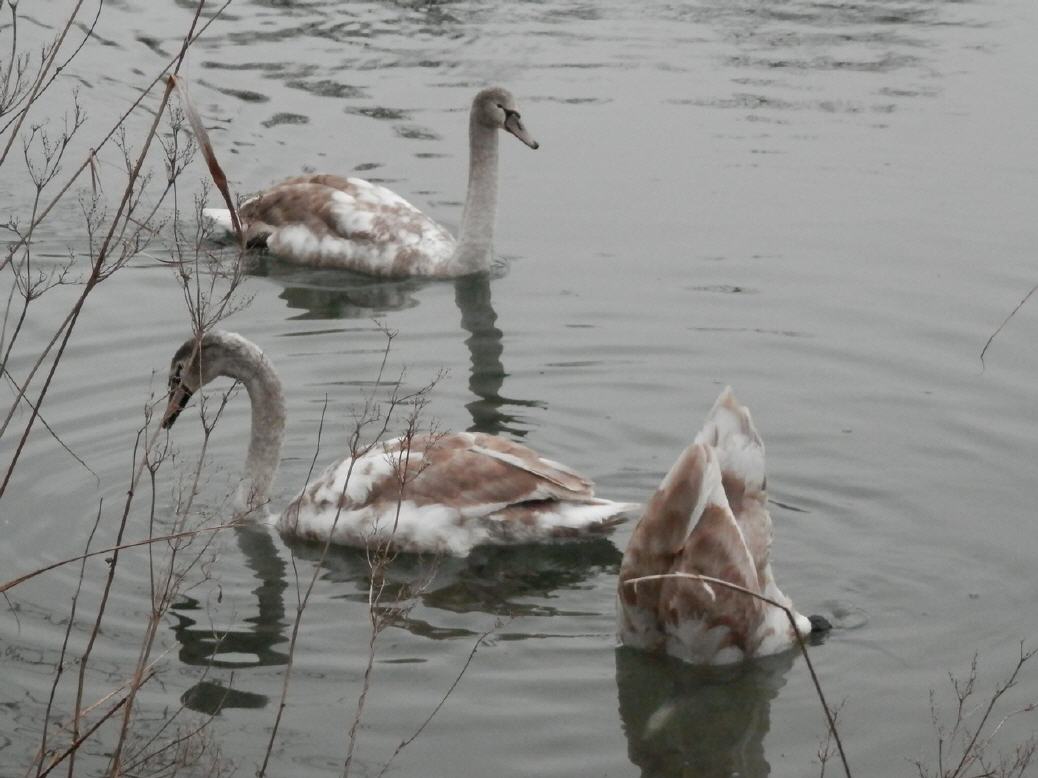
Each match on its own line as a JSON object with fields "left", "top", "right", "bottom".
{"left": 161, "top": 385, "right": 193, "bottom": 430}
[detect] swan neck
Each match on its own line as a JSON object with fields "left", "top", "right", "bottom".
{"left": 452, "top": 116, "right": 499, "bottom": 274}
{"left": 223, "top": 347, "right": 286, "bottom": 517}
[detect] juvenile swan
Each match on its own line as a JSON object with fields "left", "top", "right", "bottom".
{"left": 617, "top": 389, "right": 829, "bottom": 665}
{"left": 161, "top": 331, "right": 633, "bottom": 555}
{"left": 204, "top": 87, "right": 539, "bottom": 278}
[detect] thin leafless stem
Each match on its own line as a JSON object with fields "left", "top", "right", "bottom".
{"left": 0, "top": 0, "right": 87, "bottom": 167}
{"left": 0, "top": 0, "right": 234, "bottom": 274}
{"left": 980, "top": 282, "right": 1038, "bottom": 367}
{"left": 36, "top": 670, "right": 158, "bottom": 778}
{"left": 0, "top": 521, "right": 240, "bottom": 596}
{"left": 0, "top": 0, "right": 208, "bottom": 501}
{"left": 29, "top": 499, "right": 103, "bottom": 778}
{"left": 375, "top": 622, "right": 502, "bottom": 778}
{"left": 623, "top": 571, "right": 852, "bottom": 778}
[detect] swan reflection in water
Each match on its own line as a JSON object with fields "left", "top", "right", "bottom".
{"left": 616, "top": 646, "right": 800, "bottom": 778}
{"left": 173, "top": 526, "right": 621, "bottom": 713}
{"left": 247, "top": 257, "right": 426, "bottom": 319}
{"left": 171, "top": 526, "right": 289, "bottom": 714}
{"left": 252, "top": 258, "right": 544, "bottom": 436}
{"left": 453, "top": 272, "right": 546, "bottom": 437}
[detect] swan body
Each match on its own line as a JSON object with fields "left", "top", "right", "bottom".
{"left": 281, "top": 431, "right": 631, "bottom": 555}
{"left": 161, "top": 331, "right": 633, "bottom": 555}
{"left": 617, "top": 388, "right": 818, "bottom": 665}
{"left": 204, "top": 87, "right": 539, "bottom": 278}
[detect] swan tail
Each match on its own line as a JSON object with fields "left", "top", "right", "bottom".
{"left": 486, "top": 498, "right": 638, "bottom": 544}
{"left": 694, "top": 386, "right": 766, "bottom": 497}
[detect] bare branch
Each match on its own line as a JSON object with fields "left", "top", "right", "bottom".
{"left": 980, "top": 282, "right": 1038, "bottom": 368}
{"left": 624, "top": 571, "right": 852, "bottom": 778}
{"left": 376, "top": 621, "right": 503, "bottom": 778}
{"left": 0, "top": 522, "right": 240, "bottom": 596}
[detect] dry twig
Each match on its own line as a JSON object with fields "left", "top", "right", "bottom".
{"left": 623, "top": 571, "right": 852, "bottom": 778}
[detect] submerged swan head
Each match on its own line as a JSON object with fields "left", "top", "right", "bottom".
{"left": 472, "top": 86, "right": 539, "bottom": 149}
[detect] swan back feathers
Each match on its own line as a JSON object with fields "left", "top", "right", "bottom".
{"left": 279, "top": 431, "right": 632, "bottom": 555}
{"left": 235, "top": 175, "right": 456, "bottom": 276}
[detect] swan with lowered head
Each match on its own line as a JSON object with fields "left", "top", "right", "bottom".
{"left": 204, "top": 87, "right": 539, "bottom": 278}
{"left": 161, "top": 331, "right": 634, "bottom": 555}
{"left": 618, "top": 388, "right": 829, "bottom": 665}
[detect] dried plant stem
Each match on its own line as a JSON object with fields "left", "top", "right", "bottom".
{"left": 1, "top": 102, "right": 171, "bottom": 496}
{"left": 0, "top": 0, "right": 87, "bottom": 166}
{"left": 980, "top": 282, "right": 1038, "bottom": 367}
{"left": 106, "top": 390, "right": 237, "bottom": 777}
{"left": 29, "top": 500, "right": 103, "bottom": 778}
{"left": 0, "top": 0, "right": 234, "bottom": 274}
{"left": 2, "top": 366, "right": 99, "bottom": 484}
{"left": 2, "top": 1, "right": 240, "bottom": 774}
{"left": 343, "top": 577, "right": 385, "bottom": 776}
{"left": 66, "top": 426, "right": 149, "bottom": 777}
{"left": 260, "top": 331, "right": 430, "bottom": 777}
{"left": 375, "top": 623, "right": 500, "bottom": 778}
{"left": 0, "top": 0, "right": 214, "bottom": 502}
{"left": 623, "top": 571, "right": 852, "bottom": 778}
{"left": 0, "top": 521, "right": 240, "bottom": 596}
{"left": 35, "top": 669, "right": 157, "bottom": 778}
{"left": 933, "top": 642, "right": 1037, "bottom": 778}
{"left": 121, "top": 703, "right": 221, "bottom": 775}
{"left": 259, "top": 388, "right": 399, "bottom": 776}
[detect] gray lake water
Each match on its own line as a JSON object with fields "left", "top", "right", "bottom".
{"left": 3, "top": 0, "right": 1038, "bottom": 775}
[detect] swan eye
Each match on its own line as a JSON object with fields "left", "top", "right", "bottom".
{"left": 169, "top": 362, "right": 183, "bottom": 392}
{"left": 496, "top": 103, "right": 520, "bottom": 119}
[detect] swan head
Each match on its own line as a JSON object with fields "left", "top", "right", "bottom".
{"left": 473, "top": 86, "right": 539, "bottom": 150}
{"left": 160, "top": 331, "right": 260, "bottom": 429}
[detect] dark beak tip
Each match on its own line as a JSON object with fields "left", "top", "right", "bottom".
{"left": 160, "top": 405, "right": 183, "bottom": 430}
{"left": 530, "top": 141, "right": 540, "bottom": 150}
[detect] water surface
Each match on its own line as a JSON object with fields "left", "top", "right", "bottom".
{"left": 3, "top": 0, "right": 1037, "bottom": 775}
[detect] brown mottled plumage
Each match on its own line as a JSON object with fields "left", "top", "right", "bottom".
{"left": 617, "top": 388, "right": 813, "bottom": 665}
{"left": 280, "top": 431, "right": 635, "bottom": 554}
{"left": 203, "top": 87, "right": 539, "bottom": 278}
{"left": 161, "top": 332, "right": 634, "bottom": 556}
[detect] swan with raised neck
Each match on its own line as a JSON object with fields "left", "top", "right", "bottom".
{"left": 161, "top": 331, "right": 634, "bottom": 555}
{"left": 202, "top": 87, "right": 539, "bottom": 278}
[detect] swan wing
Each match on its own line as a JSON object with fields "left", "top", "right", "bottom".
{"left": 279, "top": 432, "right": 632, "bottom": 554}
{"left": 383, "top": 432, "right": 633, "bottom": 523}
{"left": 618, "top": 442, "right": 764, "bottom": 663}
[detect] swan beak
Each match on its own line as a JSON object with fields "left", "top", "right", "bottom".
{"left": 504, "top": 113, "right": 539, "bottom": 149}
{"left": 161, "top": 384, "right": 194, "bottom": 430}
